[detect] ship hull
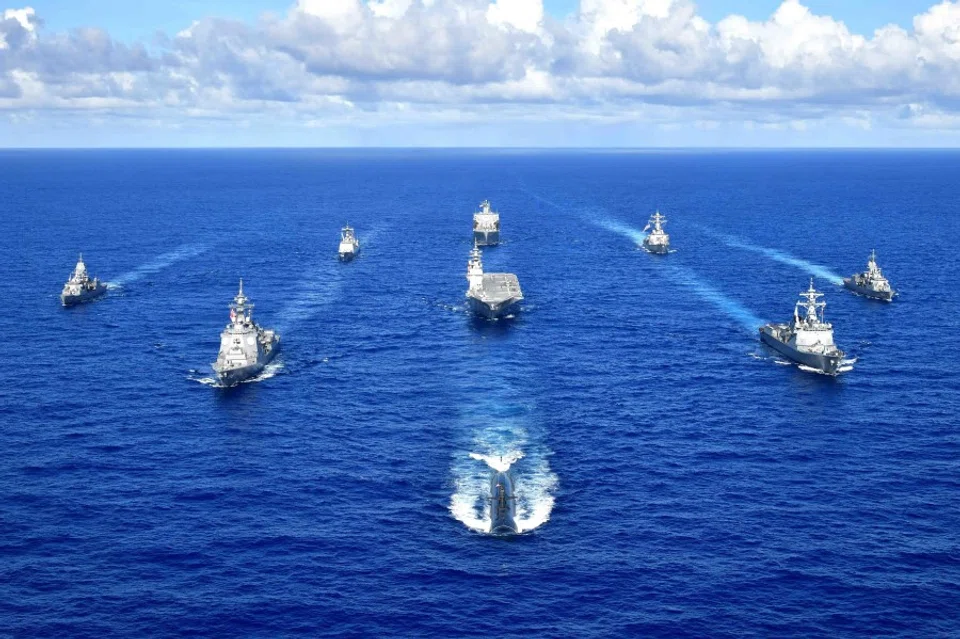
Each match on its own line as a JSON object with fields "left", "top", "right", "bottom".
{"left": 339, "top": 250, "right": 358, "bottom": 262}
{"left": 474, "top": 230, "right": 500, "bottom": 246}
{"left": 467, "top": 296, "right": 520, "bottom": 319}
{"left": 61, "top": 285, "right": 107, "bottom": 307}
{"left": 759, "top": 327, "right": 843, "bottom": 375}
{"left": 212, "top": 344, "right": 280, "bottom": 387}
{"left": 843, "top": 278, "right": 893, "bottom": 301}
{"left": 643, "top": 240, "right": 669, "bottom": 255}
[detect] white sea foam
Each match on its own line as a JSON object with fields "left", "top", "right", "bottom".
{"left": 665, "top": 263, "right": 767, "bottom": 333}
{"left": 450, "top": 412, "right": 557, "bottom": 535}
{"left": 109, "top": 244, "right": 208, "bottom": 287}
{"left": 188, "top": 361, "right": 283, "bottom": 388}
{"left": 595, "top": 218, "right": 648, "bottom": 245}
{"left": 699, "top": 227, "right": 844, "bottom": 285}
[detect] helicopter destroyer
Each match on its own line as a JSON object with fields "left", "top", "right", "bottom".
{"left": 760, "top": 279, "right": 850, "bottom": 376}
{"left": 211, "top": 280, "right": 280, "bottom": 387}
{"left": 642, "top": 211, "right": 670, "bottom": 254}
{"left": 339, "top": 225, "right": 360, "bottom": 261}
{"left": 844, "top": 250, "right": 895, "bottom": 301}
{"left": 465, "top": 243, "right": 523, "bottom": 319}
{"left": 61, "top": 254, "right": 107, "bottom": 306}
{"left": 473, "top": 200, "right": 500, "bottom": 246}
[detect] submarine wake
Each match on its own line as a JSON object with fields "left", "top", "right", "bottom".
{"left": 109, "top": 244, "right": 208, "bottom": 288}
{"left": 665, "top": 263, "right": 767, "bottom": 333}
{"left": 699, "top": 228, "right": 844, "bottom": 285}
{"left": 450, "top": 410, "right": 557, "bottom": 535}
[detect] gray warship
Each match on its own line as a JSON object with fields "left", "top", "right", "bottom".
{"left": 760, "top": 279, "right": 851, "bottom": 376}
{"left": 465, "top": 243, "right": 523, "bottom": 319}
{"left": 473, "top": 200, "right": 500, "bottom": 246}
{"left": 642, "top": 211, "right": 670, "bottom": 254}
{"left": 61, "top": 254, "right": 107, "bottom": 306}
{"left": 843, "top": 250, "right": 895, "bottom": 301}
{"left": 211, "top": 280, "right": 280, "bottom": 387}
{"left": 339, "top": 225, "right": 360, "bottom": 261}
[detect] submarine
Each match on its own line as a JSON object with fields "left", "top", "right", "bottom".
{"left": 489, "top": 471, "right": 519, "bottom": 535}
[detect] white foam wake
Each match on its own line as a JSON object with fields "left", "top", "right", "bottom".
{"left": 450, "top": 428, "right": 557, "bottom": 535}
{"left": 469, "top": 451, "right": 523, "bottom": 473}
{"left": 699, "top": 227, "right": 845, "bottom": 285}
{"left": 109, "top": 244, "right": 208, "bottom": 288}
{"left": 595, "top": 218, "right": 648, "bottom": 246}
{"left": 188, "top": 361, "right": 283, "bottom": 388}
{"left": 665, "top": 263, "right": 767, "bottom": 333}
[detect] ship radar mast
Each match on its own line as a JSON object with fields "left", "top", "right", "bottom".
{"left": 230, "top": 279, "right": 253, "bottom": 323}
{"left": 795, "top": 278, "right": 827, "bottom": 326}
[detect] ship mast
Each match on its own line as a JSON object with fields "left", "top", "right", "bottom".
{"left": 230, "top": 279, "right": 253, "bottom": 324}
{"left": 795, "top": 278, "right": 826, "bottom": 325}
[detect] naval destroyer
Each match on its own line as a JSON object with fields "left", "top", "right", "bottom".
{"left": 642, "top": 211, "right": 670, "bottom": 254}
{"left": 760, "top": 280, "right": 850, "bottom": 375}
{"left": 339, "top": 225, "right": 360, "bottom": 261}
{"left": 211, "top": 280, "right": 280, "bottom": 386}
{"left": 465, "top": 243, "right": 523, "bottom": 319}
{"left": 61, "top": 254, "right": 107, "bottom": 306}
{"left": 473, "top": 200, "right": 500, "bottom": 246}
{"left": 843, "top": 250, "right": 895, "bottom": 301}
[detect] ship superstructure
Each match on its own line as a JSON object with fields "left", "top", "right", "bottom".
{"left": 339, "top": 225, "right": 360, "bottom": 261}
{"left": 211, "top": 280, "right": 280, "bottom": 386}
{"left": 844, "top": 250, "right": 895, "bottom": 301}
{"left": 760, "top": 279, "right": 850, "bottom": 375}
{"left": 642, "top": 211, "right": 670, "bottom": 254}
{"left": 473, "top": 200, "right": 501, "bottom": 246}
{"left": 465, "top": 243, "right": 523, "bottom": 319}
{"left": 61, "top": 254, "right": 107, "bottom": 307}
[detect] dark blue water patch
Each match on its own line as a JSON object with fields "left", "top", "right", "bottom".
{"left": 1, "top": 149, "right": 959, "bottom": 637}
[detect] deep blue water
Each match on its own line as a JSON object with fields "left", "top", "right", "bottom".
{"left": 2, "top": 149, "right": 959, "bottom": 637}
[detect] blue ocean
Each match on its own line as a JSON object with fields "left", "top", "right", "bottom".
{"left": 2, "top": 149, "right": 958, "bottom": 637}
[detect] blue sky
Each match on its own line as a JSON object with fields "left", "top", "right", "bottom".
{"left": 4, "top": 0, "right": 960, "bottom": 147}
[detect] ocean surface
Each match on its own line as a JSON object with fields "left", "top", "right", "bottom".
{"left": 1, "top": 149, "right": 958, "bottom": 637}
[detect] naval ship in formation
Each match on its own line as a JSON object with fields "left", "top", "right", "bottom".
{"left": 212, "top": 280, "right": 280, "bottom": 387}
{"left": 339, "top": 225, "right": 360, "bottom": 262}
{"left": 760, "top": 280, "right": 850, "bottom": 376}
{"left": 466, "top": 243, "right": 523, "bottom": 319}
{"left": 642, "top": 211, "right": 670, "bottom": 254}
{"left": 489, "top": 470, "right": 519, "bottom": 535}
{"left": 473, "top": 200, "right": 500, "bottom": 246}
{"left": 844, "top": 250, "right": 895, "bottom": 301}
{"left": 61, "top": 254, "right": 107, "bottom": 307}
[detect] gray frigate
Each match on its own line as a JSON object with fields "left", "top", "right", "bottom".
{"left": 61, "top": 254, "right": 107, "bottom": 307}
{"left": 465, "top": 243, "right": 523, "bottom": 319}
{"left": 843, "top": 250, "right": 895, "bottom": 301}
{"left": 211, "top": 280, "right": 280, "bottom": 386}
{"left": 339, "top": 225, "right": 360, "bottom": 261}
{"left": 642, "top": 211, "right": 670, "bottom": 254}
{"left": 760, "top": 279, "right": 851, "bottom": 376}
{"left": 473, "top": 200, "right": 500, "bottom": 246}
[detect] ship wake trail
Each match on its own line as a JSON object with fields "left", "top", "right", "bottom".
{"left": 665, "top": 263, "right": 767, "bottom": 333}
{"left": 594, "top": 217, "right": 648, "bottom": 246}
{"left": 699, "top": 227, "right": 844, "bottom": 285}
{"left": 449, "top": 389, "right": 557, "bottom": 534}
{"left": 274, "top": 266, "right": 344, "bottom": 335}
{"left": 109, "top": 244, "right": 208, "bottom": 288}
